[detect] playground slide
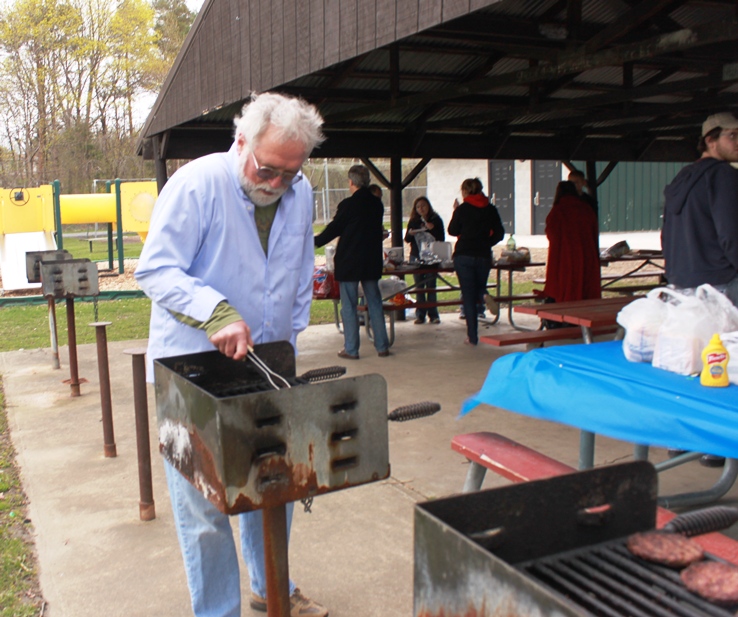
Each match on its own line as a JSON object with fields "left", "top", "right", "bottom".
{"left": 0, "top": 231, "right": 56, "bottom": 291}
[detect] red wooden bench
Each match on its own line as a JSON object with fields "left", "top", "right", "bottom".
{"left": 479, "top": 325, "right": 619, "bottom": 349}
{"left": 451, "top": 431, "right": 738, "bottom": 564}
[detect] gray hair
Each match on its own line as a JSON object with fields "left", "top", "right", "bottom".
{"left": 233, "top": 92, "right": 325, "bottom": 153}
{"left": 348, "top": 164, "right": 370, "bottom": 188}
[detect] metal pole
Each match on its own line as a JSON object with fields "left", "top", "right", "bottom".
{"left": 52, "top": 180, "right": 63, "bottom": 250}
{"left": 125, "top": 347, "right": 156, "bottom": 521}
{"left": 262, "top": 505, "right": 290, "bottom": 617}
{"left": 48, "top": 297, "right": 60, "bottom": 370}
{"left": 114, "top": 179, "right": 124, "bottom": 275}
{"left": 66, "top": 297, "right": 81, "bottom": 397}
{"left": 92, "top": 322, "right": 116, "bottom": 458}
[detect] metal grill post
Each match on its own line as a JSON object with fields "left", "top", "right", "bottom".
{"left": 66, "top": 298, "right": 81, "bottom": 397}
{"left": 91, "top": 322, "right": 116, "bottom": 458}
{"left": 262, "top": 505, "right": 290, "bottom": 617}
{"left": 125, "top": 347, "right": 155, "bottom": 521}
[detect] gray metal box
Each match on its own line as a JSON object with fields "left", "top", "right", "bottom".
{"left": 154, "top": 341, "right": 390, "bottom": 514}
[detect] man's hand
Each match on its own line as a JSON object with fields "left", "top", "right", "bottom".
{"left": 209, "top": 320, "right": 253, "bottom": 360}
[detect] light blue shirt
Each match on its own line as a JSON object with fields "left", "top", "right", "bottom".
{"left": 135, "top": 143, "right": 315, "bottom": 378}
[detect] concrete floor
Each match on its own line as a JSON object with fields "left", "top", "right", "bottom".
{"left": 3, "top": 310, "right": 737, "bottom": 617}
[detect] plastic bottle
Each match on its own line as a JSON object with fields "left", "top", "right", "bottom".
{"left": 700, "top": 333, "right": 730, "bottom": 387}
{"left": 506, "top": 234, "right": 516, "bottom": 251}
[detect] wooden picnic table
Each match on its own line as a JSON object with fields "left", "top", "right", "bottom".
{"left": 514, "top": 295, "right": 635, "bottom": 344}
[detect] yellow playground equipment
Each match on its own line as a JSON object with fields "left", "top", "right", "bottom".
{"left": 0, "top": 180, "right": 157, "bottom": 291}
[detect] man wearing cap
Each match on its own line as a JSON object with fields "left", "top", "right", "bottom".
{"left": 662, "top": 112, "right": 738, "bottom": 306}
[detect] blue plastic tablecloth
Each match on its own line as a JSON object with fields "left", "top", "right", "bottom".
{"left": 461, "top": 341, "right": 738, "bottom": 458}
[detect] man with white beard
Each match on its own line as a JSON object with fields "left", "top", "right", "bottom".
{"left": 135, "top": 92, "right": 328, "bottom": 617}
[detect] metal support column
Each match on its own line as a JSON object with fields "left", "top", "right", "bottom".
{"left": 125, "top": 347, "right": 156, "bottom": 521}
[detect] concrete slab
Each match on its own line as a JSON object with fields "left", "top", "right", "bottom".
{"left": 3, "top": 313, "right": 737, "bottom": 617}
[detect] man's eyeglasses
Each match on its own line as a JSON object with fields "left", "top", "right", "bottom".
{"left": 251, "top": 152, "right": 302, "bottom": 186}
{"left": 720, "top": 131, "right": 738, "bottom": 142}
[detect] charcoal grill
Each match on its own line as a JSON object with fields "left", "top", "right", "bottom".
{"left": 154, "top": 340, "right": 392, "bottom": 617}
{"left": 415, "top": 461, "right": 738, "bottom": 617}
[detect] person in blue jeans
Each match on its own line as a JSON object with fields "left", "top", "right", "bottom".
{"left": 404, "top": 196, "right": 445, "bottom": 324}
{"left": 315, "top": 164, "right": 391, "bottom": 359}
{"left": 447, "top": 177, "right": 505, "bottom": 345}
{"left": 135, "top": 92, "right": 328, "bottom": 617}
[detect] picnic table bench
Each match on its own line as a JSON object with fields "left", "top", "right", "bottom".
{"left": 480, "top": 296, "right": 632, "bottom": 348}
{"left": 450, "top": 431, "right": 738, "bottom": 564}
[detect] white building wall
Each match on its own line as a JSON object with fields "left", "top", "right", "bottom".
{"left": 514, "top": 160, "right": 532, "bottom": 235}
{"left": 426, "top": 159, "right": 489, "bottom": 233}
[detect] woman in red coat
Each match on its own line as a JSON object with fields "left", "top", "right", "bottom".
{"left": 542, "top": 181, "right": 601, "bottom": 303}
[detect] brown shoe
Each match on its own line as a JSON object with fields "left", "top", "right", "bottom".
{"left": 250, "top": 588, "right": 329, "bottom": 616}
{"left": 337, "top": 349, "right": 359, "bottom": 360}
{"left": 377, "top": 350, "right": 391, "bottom": 357}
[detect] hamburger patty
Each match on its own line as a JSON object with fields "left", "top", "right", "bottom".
{"left": 681, "top": 561, "right": 738, "bottom": 605}
{"left": 626, "top": 531, "right": 704, "bottom": 567}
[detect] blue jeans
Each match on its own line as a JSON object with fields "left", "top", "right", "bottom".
{"left": 165, "top": 461, "right": 295, "bottom": 616}
{"left": 454, "top": 254, "right": 492, "bottom": 344}
{"left": 339, "top": 280, "right": 390, "bottom": 356}
{"left": 413, "top": 272, "right": 439, "bottom": 320}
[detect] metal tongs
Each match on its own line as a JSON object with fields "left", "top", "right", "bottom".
{"left": 246, "top": 345, "right": 292, "bottom": 390}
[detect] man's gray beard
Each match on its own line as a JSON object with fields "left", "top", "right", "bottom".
{"left": 238, "top": 148, "right": 287, "bottom": 207}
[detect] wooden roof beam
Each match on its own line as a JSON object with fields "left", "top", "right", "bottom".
{"left": 324, "top": 20, "right": 738, "bottom": 124}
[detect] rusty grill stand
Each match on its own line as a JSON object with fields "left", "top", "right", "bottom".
{"left": 154, "top": 342, "right": 391, "bottom": 617}
{"left": 25, "top": 250, "right": 74, "bottom": 371}
{"left": 125, "top": 347, "right": 156, "bottom": 521}
{"left": 37, "top": 258, "right": 99, "bottom": 396}
{"left": 91, "top": 322, "right": 116, "bottom": 457}
{"left": 263, "top": 506, "right": 291, "bottom": 617}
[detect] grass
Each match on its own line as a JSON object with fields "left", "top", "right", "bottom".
{"left": 0, "top": 387, "right": 43, "bottom": 617}
{"left": 60, "top": 235, "right": 144, "bottom": 262}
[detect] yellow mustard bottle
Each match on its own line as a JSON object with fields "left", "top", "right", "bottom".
{"left": 700, "top": 333, "right": 730, "bottom": 387}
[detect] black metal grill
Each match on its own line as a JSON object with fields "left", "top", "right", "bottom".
{"left": 414, "top": 461, "right": 738, "bottom": 617}
{"left": 522, "top": 541, "right": 734, "bottom": 617}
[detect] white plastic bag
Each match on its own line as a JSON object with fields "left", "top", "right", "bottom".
{"left": 378, "top": 275, "right": 406, "bottom": 298}
{"left": 696, "top": 283, "right": 738, "bottom": 333}
{"left": 616, "top": 289, "right": 668, "bottom": 363}
{"left": 722, "top": 331, "right": 738, "bottom": 385}
{"left": 651, "top": 287, "right": 714, "bottom": 375}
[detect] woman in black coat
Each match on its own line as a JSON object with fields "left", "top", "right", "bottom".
{"left": 447, "top": 178, "right": 504, "bottom": 345}
{"left": 404, "top": 196, "right": 445, "bottom": 324}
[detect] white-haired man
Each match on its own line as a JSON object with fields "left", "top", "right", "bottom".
{"left": 135, "top": 92, "right": 328, "bottom": 617}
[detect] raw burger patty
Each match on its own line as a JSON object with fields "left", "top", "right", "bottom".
{"left": 681, "top": 561, "right": 738, "bottom": 605}
{"left": 626, "top": 531, "right": 704, "bottom": 567}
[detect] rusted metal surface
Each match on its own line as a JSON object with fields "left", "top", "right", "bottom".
{"left": 126, "top": 348, "right": 155, "bottom": 521}
{"left": 48, "top": 297, "right": 60, "bottom": 370}
{"left": 25, "top": 250, "right": 72, "bottom": 284}
{"left": 65, "top": 298, "right": 81, "bottom": 397}
{"left": 153, "top": 341, "right": 390, "bottom": 515}
{"left": 40, "top": 259, "right": 99, "bottom": 299}
{"left": 262, "top": 505, "right": 290, "bottom": 617}
{"left": 414, "top": 462, "right": 657, "bottom": 617}
{"left": 92, "top": 322, "right": 116, "bottom": 458}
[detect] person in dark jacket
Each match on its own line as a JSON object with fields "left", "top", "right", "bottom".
{"left": 404, "top": 196, "right": 445, "bottom": 324}
{"left": 447, "top": 177, "right": 505, "bottom": 345}
{"left": 315, "top": 164, "right": 390, "bottom": 359}
{"left": 662, "top": 112, "right": 738, "bottom": 306}
{"left": 542, "top": 181, "right": 601, "bottom": 305}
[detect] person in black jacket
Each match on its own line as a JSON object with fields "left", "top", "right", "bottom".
{"left": 662, "top": 112, "right": 738, "bottom": 306}
{"left": 315, "top": 165, "right": 391, "bottom": 359}
{"left": 404, "top": 196, "right": 445, "bottom": 324}
{"left": 448, "top": 177, "right": 505, "bottom": 345}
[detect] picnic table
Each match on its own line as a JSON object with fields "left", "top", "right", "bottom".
{"left": 318, "top": 260, "right": 544, "bottom": 345}
{"left": 532, "top": 295, "right": 635, "bottom": 343}
{"left": 461, "top": 340, "right": 738, "bottom": 508}
{"left": 600, "top": 249, "right": 665, "bottom": 292}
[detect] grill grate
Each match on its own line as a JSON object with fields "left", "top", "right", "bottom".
{"left": 203, "top": 376, "right": 308, "bottom": 398}
{"left": 521, "top": 540, "right": 735, "bottom": 617}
